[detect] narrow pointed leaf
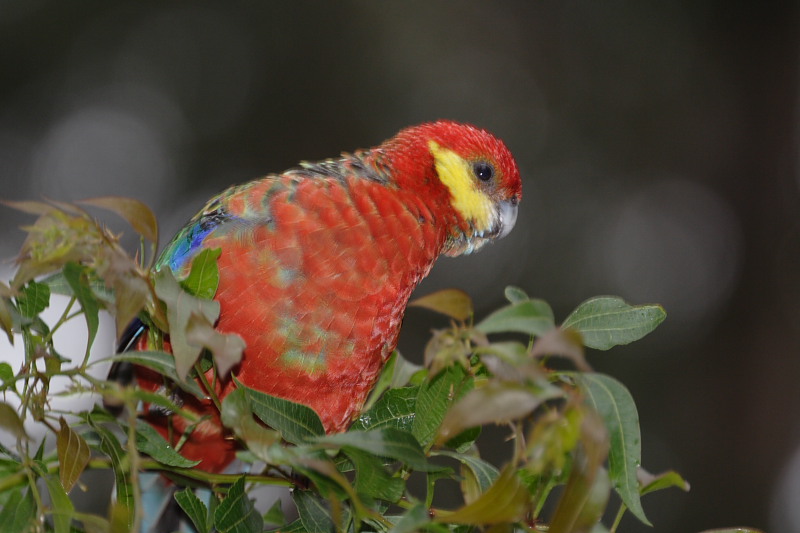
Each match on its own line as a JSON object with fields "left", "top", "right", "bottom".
{"left": 571, "top": 373, "right": 650, "bottom": 526}
{"left": 44, "top": 475, "right": 76, "bottom": 533}
{"left": 437, "top": 382, "right": 563, "bottom": 445}
{"left": 640, "top": 469, "right": 690, "bottom": 496}
{"left": 135, "top": 422, "right": 200, "bottom": 467}
{"left": 86, "top": 421, "right": 134, "bottom": 529}
{"left": 344, "top": 447, "right": 405, "bottom": 502}
{"left": 2, "top": 199, "right": 55, "bottom": 215}
{"left": 214, "top": 476, "right": 263, "bottom": 533}
{"left": 562, "top": 296, "right": 666, "bottom": 350}
{"left": 293, "top": 489, "right": 335, "bottom": 533}
{"left": 100, "top": 351, "right": 206, "bottom": 399}
{"left": 63, "top": 262, "right": 100, "bottom": 359}
{"left": 476, "top": 299, "right": 555, "bottom": 337}
{"left": 80, "top": 196, "right": 158, "bottom": 243}
{"left": 236, "top": 379, "right": 325, "bottom": 444}
{"left": 412, "top": 364, "right": 469, "bottom": 447}
{"left": 0, "top": 488, "right": 37, "bottom": 532}
{"left": 315, "top": 428, "right": 431, "bottom": 471}
{"left": 389, "top": 502, "right": 430, "bottom": 533}
{"left": 220, "top": 387, "right": 281, "bottom": 460}
{"left": 0, "top": 287, "right": 13, "bottom": 343}
{"left": 410, "top": 288, "right": 473, "bottom": 321}
{"left": 263, "top": 499, "right": 286, "bottom": 526}
{"left": 435, "top": 450, "right": 499, "bottom": 497}
{"left": 175, "top": 489, "right": 210, "bottom": 533}
{"left": 0, "top": 402, "right": 28, "bottom": 440}
{"left": 56, "top": 417, "right": 91, "bottom": 492}
{"left": 549, "top": 466, "right": 611, "bottom": 533}
{"left": 433, "top": 465, "right": 528, "bottom": 524}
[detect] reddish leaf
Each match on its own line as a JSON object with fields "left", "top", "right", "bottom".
{"left": 56, "top": 417, "right": 91, "bottom": 492}
{"left": 185, "top": 311, "right": 245, "bottom": 377}
{"left": 80, "top": 196, "right": 158, "bottom": 243}
{"left": 410, "top": 289, "right": 474, "bottom": 321}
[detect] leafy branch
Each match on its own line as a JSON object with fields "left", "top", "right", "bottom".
{"left": 0, "top": 199, "right": 762, "bottom": 533}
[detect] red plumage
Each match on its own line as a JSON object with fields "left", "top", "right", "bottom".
{"left": 133, "top": 121, "right": 522, "bottom": 472}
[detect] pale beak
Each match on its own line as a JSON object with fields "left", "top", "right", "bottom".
{"left": 498, "top": 199, "right": 518, "bottom": 239}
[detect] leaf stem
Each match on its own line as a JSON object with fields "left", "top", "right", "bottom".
{"left": 610, "top": 502, "right": 627, "bottom": 532}
{"left": 43, "top": 296, "right": 77, "bottom": 345}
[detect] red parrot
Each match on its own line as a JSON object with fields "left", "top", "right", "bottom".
{"left": 127, "top": 120, "right": 522, "bottom": 473}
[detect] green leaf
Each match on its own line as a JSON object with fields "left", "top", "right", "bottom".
{"left": 344, "top": 447, "right": 405, "bottom": 502}
{"left": 108, "top": 501, "right": 132, "bottom": 533}
{"left": 63, "top": 262, "right": 100, "bottom": 360}
{"left": 214, "top": 476, "right": 263, "bottom": 533}
{"left": 444, "top": 425, "right": 482, "bottom": 453}
{"left": 85, "top": 420, "right": 134, "bottom": 529}
{"left": 504, "top": 285, "right": 530, "bottom": 304}
{"left": 16, "top": 280, "right": 50, "bottom": 318}
{"left": 0, "top": 488, "right": 36, "bottom": 532}
{"left": 128, "top": 387, "right": 200, "bottom": 423}
{"left": 79, "top": 196, "right": 158, "bottom": 243}
{"left": 263, "top": 499, "right": 286, "bottom": 526}
{"left": 437, "top": 382, "right": 561, "bottom": 445}
{"left": 571, "top": 373, "right": 650, "bottom": 526}
{"left": 44, "top": 475, "right": 76, "bottom": 533}
{"left": 353, "top": 386, "right": 418, "bottom": 433}
{"left": 561, "top": 296, "right": 666, "bottom": 350}
{"left": 389, "top": 502, "right": 430, "bottom": 533}
{"left": 314, "top": 428, "right": 432, "bottom": 472}
{"left": 433, "top": 465, "right": 528, "bottom": 525}
{"left": 99, "top": 351, "right": 206, "bottom": 399}
{"left": 0, "top": 402, "right": 28, "bottom": 441}
{"left": 41, "top": 271, "right": 114, "bottom": 306}
{"left": 412, "top": 364, "right": 470, "bottom": 448}
{"left": 362, "top": 351, "right": 422, "bottom": 412}
{"left": 434, "top": 450, "right": 499, "bottom": 498}
{"left": 154, "top": 268, "right": 220, "bottom": 380}
{"left": 175, "top": 489, "right": 210, "bottom": 533}
{"left": 134, "top": 421, "right": 200, "bottom": 467}
{"left": 476, "top": 299, "right": 555, "bottom": 337}
{"left": 56, "top": 417, "right": 91, "bottom": 492}
{"left": 640, "top": 469, "right": 690, "bottom": 496}
{"left": 0, "top": 363, "right": 14, "bottom": 388}
{"left": 409, "top": 288, "right": 474, "bottom": 321}
{"left": 549, "top": 466, "right": 611, "bottom": 533}
{"left": 220, "top": 387, "right": 281, "bottom": 460}
{"left": 0, "top": 283, "right": 14, "bottom": 343}
{"left": 237, "top": 379, "right": 325, "bottom": 445}
{"left": 180, "top": 248, "right": 222, "bottom": 299}
{"left": 278, "top": 519, "right": 308, "bottom": 532}
{"left": 293, "top": 489, "right": 335, "bottom": 533}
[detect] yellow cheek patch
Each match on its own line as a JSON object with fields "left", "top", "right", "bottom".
{"left": 428, "top": 140, "right": 494, "bottom": 231}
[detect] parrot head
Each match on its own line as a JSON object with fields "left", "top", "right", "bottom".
{"left": 377, "top": 120, "right": 522, "bottom": 256}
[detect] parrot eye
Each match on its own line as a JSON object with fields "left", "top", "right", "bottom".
{"left": 473, "top": 161, "right": 494, "bottom": 182}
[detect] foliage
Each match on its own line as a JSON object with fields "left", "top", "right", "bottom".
{"left": 0, "top": 199, "right": 759, "bottom": 533}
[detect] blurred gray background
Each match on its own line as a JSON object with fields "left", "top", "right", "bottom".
{"left": 1, "top": 2, "right": 798, "bottom": 531}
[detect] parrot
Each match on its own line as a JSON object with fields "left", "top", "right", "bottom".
{"left": 122, "top": 120, "right": 522, "bottom": 475}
